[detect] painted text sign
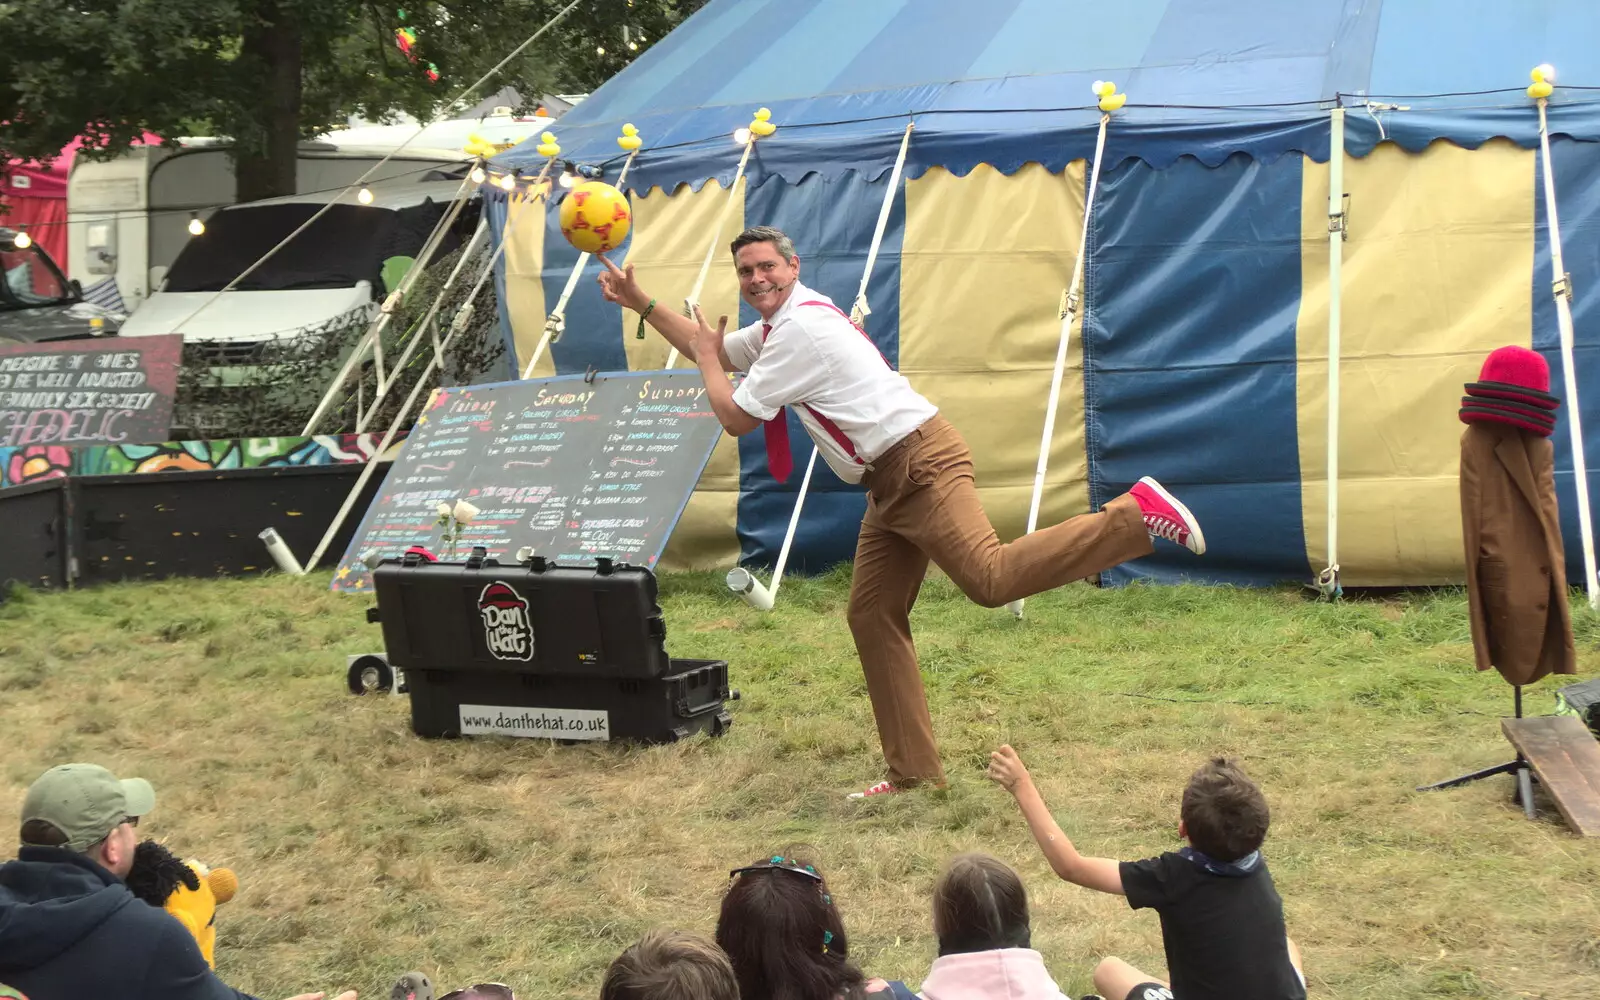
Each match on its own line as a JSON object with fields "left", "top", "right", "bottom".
{"left": 0, "top": 335, "right": 181, "bottom": 447}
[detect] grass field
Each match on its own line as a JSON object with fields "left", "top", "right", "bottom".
{"left": 3, "top": 570, "right": 1599, "bottom": 1000}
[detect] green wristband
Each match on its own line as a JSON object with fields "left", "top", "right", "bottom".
{"left": 636, "top": 298, "right": 657, "bottom": 339}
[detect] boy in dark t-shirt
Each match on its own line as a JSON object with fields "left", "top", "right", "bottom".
{"left": 988, "top": 746, "right": 1305, "bottom": 1000}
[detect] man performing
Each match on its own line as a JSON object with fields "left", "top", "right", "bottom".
{"left": 599, "top": 226, "right": 1205, "bottom": 798}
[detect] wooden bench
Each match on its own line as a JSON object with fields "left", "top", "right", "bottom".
{"left": 1502, "top": 715, "right": 1600, "bottom": 837}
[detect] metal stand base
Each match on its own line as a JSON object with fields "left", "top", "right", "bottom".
{"left": 1417, "top": 686, "right": 1538, "bottom": 820}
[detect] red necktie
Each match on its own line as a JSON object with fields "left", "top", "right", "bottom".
{"left": 759, "top": 323, "right": 793, "bottom": 483}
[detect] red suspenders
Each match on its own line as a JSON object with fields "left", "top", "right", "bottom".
{"left": 761, "top": 301, "right": 891, "bottom": 470}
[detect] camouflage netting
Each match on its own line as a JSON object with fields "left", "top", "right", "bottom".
{"left": 171, "top": 239, "right": 506, "bottom": 439}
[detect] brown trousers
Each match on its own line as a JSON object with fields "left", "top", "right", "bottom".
{"left": 849, "top": 415, "right": 1152, "bottom": 785}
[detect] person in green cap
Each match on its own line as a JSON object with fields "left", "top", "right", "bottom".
{"left": 0, "top": 763, "right": 355, "bottom": 1000}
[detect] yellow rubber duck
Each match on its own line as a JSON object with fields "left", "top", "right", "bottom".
{"left": 536, "top": 131, "right": 561, "bottom": 158}
{"left": 462, "top": 132, "right": 498, "bottom": 158}
{"left": 1528, "top": 64, "right": 1554, "bottom": 100}
{"left": 749, "top": 107, "right": 777, "bottom": 137}
{"left": 1094, "top": 80, "right": 1127, "bottom": 113}
{"left": 618, "top": 123, "right": 642, "bottom": 151}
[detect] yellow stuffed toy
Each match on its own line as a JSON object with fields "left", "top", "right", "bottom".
{"left": 125, "top": 840, "right": 239, "bottom": 967}
{"left": 166, "top": 859, "right": 239, "bottom": 967}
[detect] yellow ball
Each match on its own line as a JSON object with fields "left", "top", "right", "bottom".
{"left": 559, "top": 181, "right": 632, "bottom": 254}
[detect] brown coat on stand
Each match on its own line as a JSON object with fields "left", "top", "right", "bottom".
{"left": 1460, "top": 421, "right": 1577, "bottom": 685}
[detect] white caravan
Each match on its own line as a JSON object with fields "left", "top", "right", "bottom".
{"left": 66, "top": 140, "right": 473, "bottom": 314}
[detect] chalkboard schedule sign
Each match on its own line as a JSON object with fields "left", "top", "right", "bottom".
{"left": 333, "top": 369, "right": 732, "bottom": 592}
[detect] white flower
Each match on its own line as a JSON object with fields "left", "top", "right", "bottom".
{"left": 436, "top": 501, "right": 453, "bottom": 518}
{"left": 452, "top": 499, "right": 480, "bottom": 524}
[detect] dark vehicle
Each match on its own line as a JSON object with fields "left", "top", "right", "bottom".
{"left": 0, "top": 228, "right": 113, "bottom": 344}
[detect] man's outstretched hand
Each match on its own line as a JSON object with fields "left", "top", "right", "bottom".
{"left": 597, "top": 254, "right": 648, "bottom": 313}
{"left": 691, "top": 303, "right": 727, "bottom": 365}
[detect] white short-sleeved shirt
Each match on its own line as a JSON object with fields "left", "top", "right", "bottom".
{"left": 723, "top": 282, "right": 937, "bottom": 484}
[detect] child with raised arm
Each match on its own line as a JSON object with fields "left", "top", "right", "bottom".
{"left": 987, "top": 746, "right": 1305, "bottom": 1000}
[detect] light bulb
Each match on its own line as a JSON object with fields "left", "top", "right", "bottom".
{"left": 188, "top": 216, "right": 205, "bottom": 236}
{"left": 357, "top": 185, "right": 374, "bottom": 204}
{"left": 470, "top": 165, "right": 486, "bottom": 183}
{"left": 733, "top": 126, "right": 752, "bottom": 145}
{"left": 498, "top": 173, "right": 517, "bottom": 191}
{"left": 596, "top": 45, "right": 605, "bottom": 55}
{"left": 12, "top": 230, "right": 30, "bottom": 249}
{"left": 560, "top": 170, "right": 575, "bottom": 189}
{"left": 1537, "top": 63, "right": 1557, "bottom": 82}
{"left": 628, "top": 41, "right": 638, "bottom": 51}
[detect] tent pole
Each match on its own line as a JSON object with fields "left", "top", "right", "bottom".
{"left": 728, "top": 121, "right": 915, "bottom": 611}
{"left": 1537, "top": 97, "right": 1598, "bottom": 609}
{"left": 667, "top": 136, "right": 755, "bottom": 369}
{"left": 355, "top": 216, "right": 489, "bottom": 432}
{"left": 301, "top": 171, "right": 478, "bottom": 435}
{"left": 524, "top": 148, "right": 642, "bottom": 378}
{"left": 299, "top": 278, "right": 488, "bottom": 576}
{"left": 292, "top": 158, "right": 560, "bottom": 575}
{"left": 727, "top": 447, "right": 817, "bottom": 610}
{"left": 1317, "top": 108, "right": 1346, "bottom": 600}
{"left": 1007, "top": 112, "right": 1112, "bottom": 620}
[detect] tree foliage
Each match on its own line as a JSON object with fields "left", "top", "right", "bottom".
{"left": 0, "top": 0, "right": 708, "bottom": 200}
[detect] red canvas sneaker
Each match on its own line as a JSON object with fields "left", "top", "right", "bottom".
{"left": 1129, "top": 476, "right": 1205, "bottom": 555}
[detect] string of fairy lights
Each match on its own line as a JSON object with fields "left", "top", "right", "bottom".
{"left": 0, "top": 149, "right": 612, "bottom": 253}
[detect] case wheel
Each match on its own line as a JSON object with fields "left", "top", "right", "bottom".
{"left": 348, "top": 654, "right": 397, "bottom": 695}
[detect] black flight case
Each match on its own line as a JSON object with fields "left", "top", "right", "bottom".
{"left": 368, "top": 549, "right": 733, "bottom": 744}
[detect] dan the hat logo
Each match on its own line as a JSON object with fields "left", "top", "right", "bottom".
{"left": 478, "top": 581, "right": 534, "bottom": 661}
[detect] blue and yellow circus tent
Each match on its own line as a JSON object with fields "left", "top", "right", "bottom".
{"left": 489, "top": 0, "right": 1600, "bottom": 589}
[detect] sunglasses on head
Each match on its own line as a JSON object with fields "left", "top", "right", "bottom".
{"left": 439, "top": 986, "right": 514, "bottom": 1000}
{"left": 729, "top": 855, "right": 824, "bottom": 883}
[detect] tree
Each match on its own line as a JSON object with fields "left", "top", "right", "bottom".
{"left": 0, "top": 0, "right": 709, "bottom": 202}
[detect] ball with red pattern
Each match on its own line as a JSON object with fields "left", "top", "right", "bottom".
{"left": 558, "top": 180, "right": 632, "bottom": 254}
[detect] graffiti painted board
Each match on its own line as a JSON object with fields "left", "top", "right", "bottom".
{"left": 331, "top": 370, "right": 731, "bottom": 593}
{"left": 1, "top": 433, "right": 401, "bottom": 490}
{"left": 0, "top": 334, "right": 181, "bottom": 447}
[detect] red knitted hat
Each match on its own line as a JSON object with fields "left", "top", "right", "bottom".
{"left": 1478, "top": 346, "right": 1550, "bottom": 393}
